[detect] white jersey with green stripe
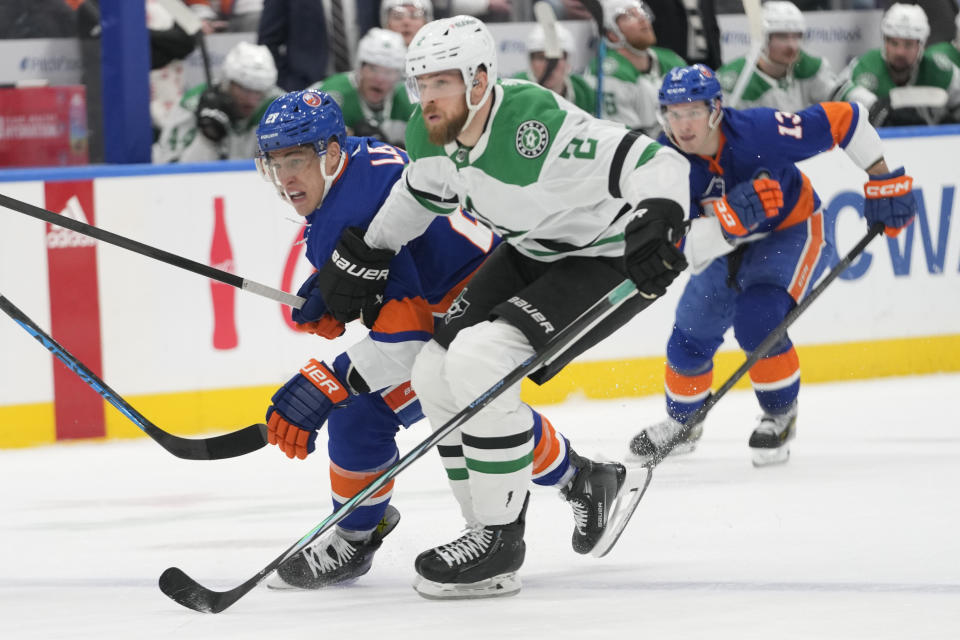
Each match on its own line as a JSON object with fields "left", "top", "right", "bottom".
{"left": 364, "top": 79, "right": 690, "bottom": 262}
{"left": 717, "top": 51, "right": 837, "bottom": 112}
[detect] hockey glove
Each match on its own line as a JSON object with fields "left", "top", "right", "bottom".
{"left": 266, "top": 359, "right": 353, "bottom": 460}
{"left": 295, "top": 314, "right": 346, "bottom": 339}
{"left": 196, "top": 89, "right": 236, "bottom": 143}
{"left": 623, "top": 199, "right": 689, "bottom": 299}
{"left": 863, "top": 167, "right": 916, "bottom": 238}
{"left": 315, "top": 227, "right": 394, "bottom": 325}
{"left": 716, "top": 170, "right": 783, "bottom": 238}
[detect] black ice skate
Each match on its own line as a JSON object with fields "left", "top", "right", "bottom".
{"left": 629, "top": 416, "right": 704, "bottom": 463}
{"left": 749, "top": 402, "right": 798, "bottom": 467}
{"left": 413, "top": 493, "right": 529, "bottom": 600}
{"left": 267, "top": 505, "right": 400, "bottom": 590}
{"left": 563, "top": 449, "right": 651, "bottom": 558}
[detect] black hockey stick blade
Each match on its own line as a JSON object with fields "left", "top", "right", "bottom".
{"left": 635, "top": 222, "right": 886, "bottom": 466}
{"left": 0, "top": 293, "right": 268, "bottom": 460}
{"left": 159, "top": 280, "right": 643, "bottom": 613}
{"left": 0, "top": 192, "right": 305, "bottom": 308}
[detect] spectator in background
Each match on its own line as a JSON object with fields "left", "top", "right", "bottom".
{"left": 834, "top": 3, "right": 960, "bottom": 126}
{"left": 148, "top": 0, "right": 197, "bottom": 141}
{"left": 717, "top": 1, "right": 836, "bottom": 112}
{"left": 0, "top": 0, "right": 78, "bottom": 38}
{"left": 513, "top": 23, "right": 596, "bottom": 113}
{"left": 644, "top": 0, "right": 721, "bottom": 70}
{"left": 584, "top": 0, "right": 686, "bottom": 133}
{"left": 381, "top": 0, "right": 432, "bottom": 46}
{"left": 187, "top": 0, "right": 263, "bottom": 33}
{"left": 259, "top": 0, "right": 327, "bottom": 90}
{"left": 154, "top": 41, "right": 280, "bottom": 162}
{"left": 311, "top": 28, "right": 413, "bottom": 147}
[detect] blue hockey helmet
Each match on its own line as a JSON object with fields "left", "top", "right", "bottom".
{"left": 256, "top": 90, "right": 346, "bottom": 155}
{"left": 658, "top": 64, "right": 723, "bottom": 109}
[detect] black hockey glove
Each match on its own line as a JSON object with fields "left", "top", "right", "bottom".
{"left": 623, "top": 199, "right": 689, "bottom": 299}
{"left": 196, "top": 89, "right": 237, "bottom": 142}
{"left": 315, "top": 227, "right": 395, "bottom": 325}
{"left": 867, "top": 95, "right": 891, "bottom": 128}
{"left": 351, "top": 118, "right": 387, "bottom": 142}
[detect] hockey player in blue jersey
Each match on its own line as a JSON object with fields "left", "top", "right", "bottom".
{"left": 629, "top": 64, "right": 917, "bottom": 466}
{"left": 254, "top": 90, "right": 633, "bottom": 590}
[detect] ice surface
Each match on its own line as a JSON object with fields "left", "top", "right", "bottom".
{"left": 2, "top": 374, "right": 958, "bottom": 640}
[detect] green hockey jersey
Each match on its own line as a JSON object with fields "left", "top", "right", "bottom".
{"left": 512, "top": 71, "right": 597, "bottom": 115}
{"left": 363, "top": 79, "right": 690, "bottom": 263}
{"left": 583, "top": 47, "right": 686, "bottom": 132}
{"left": 312, "top": 72, "right": 414, "bottom": 148}
{"left": 153, "top": 82, "right": 280, "bottom": 163}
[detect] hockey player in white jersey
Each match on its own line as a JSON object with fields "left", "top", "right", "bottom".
{"left": 717, "top": 1, "right": 837, "bottom": 112}
{"left": 312, "top": 16, "right": 691, "bottom": 599}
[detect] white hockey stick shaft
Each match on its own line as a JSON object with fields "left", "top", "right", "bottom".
{"left": 727, "top": 0, "right": 764, "bottom": 108}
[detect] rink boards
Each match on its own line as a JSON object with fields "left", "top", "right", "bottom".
{"left": 0, "top": 126, "right": 958, "bottom": 447}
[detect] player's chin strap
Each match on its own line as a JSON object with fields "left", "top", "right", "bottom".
{"left": 460, "top": 78, "right": 493, "bottom": 135}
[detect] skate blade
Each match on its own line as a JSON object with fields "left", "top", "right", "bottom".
{"left": 591, "top": 465, "right": 653, "bottom": 558}
{"left": 413, "top": 573, "right": 521, "bottom": 600}
{"left": 750, "top": 444, "right": 790, "bottom": 467}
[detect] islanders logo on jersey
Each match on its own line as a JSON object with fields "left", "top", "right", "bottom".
{"left": 516, "top": 120, "right": 549, "bottom": 158}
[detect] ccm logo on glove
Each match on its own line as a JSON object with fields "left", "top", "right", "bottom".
{"left": 864, "top": 175, "right": 912, "bottom": 198}
{"left": 301, "top": 359, "right": 350, "bottom": 403}
{"left": 330, "top": 249, "right": 390, "bottom": 281}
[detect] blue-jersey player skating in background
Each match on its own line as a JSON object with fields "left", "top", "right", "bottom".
{"left": 253, "top": 90, "right": 636, "bottom": 590}
{"left": 630, "top": 65, "right": 917, "bottom": 466}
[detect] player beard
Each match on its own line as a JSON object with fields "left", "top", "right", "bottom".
{"left": 424, "top": 101, "right": 468, "bottom": 146}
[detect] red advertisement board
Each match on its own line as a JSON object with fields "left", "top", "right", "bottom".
{"left": 0, "top": 86, "right": 88, "bottom": 168}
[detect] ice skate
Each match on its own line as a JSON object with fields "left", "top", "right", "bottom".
{"left": 267, "top": 505, "right": 400, "bottom": 590}
{"left": 629, "top": 416, "right": 704, "bottom": 463}
{"left": 563, "top": 450, "right": 650, "bottom": 557}
{"left": 749, "top": 402, "right": 798, "bottom": 467}
{"left": 413, "top": 493, "right": 528, "bottom": 600}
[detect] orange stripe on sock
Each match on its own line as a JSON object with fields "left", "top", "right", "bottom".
{"left": 665, "top": 364, "right": 713, "bottom": 398}
{"left": 330, "top": 462, "right": 394, "bottom": 501}
{"left": 532, "top": 414, "right": 562, "bottom": 474}
{"left": 787, "top": 213, "right": 825, "bottom": 301}
{"left": 749, "top": 347, "right": 800, "bottom": 385}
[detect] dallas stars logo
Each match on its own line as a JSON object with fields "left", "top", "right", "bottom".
{"left": 515, "top": 120, "right": 549, "bottom": 158}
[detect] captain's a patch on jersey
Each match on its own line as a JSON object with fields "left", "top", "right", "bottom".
{"left": 516, "top": 120, "right": 549, "bottom": 158}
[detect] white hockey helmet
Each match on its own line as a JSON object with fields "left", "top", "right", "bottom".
{"left": 526, "top": 23, "right": 576, "bottom": 55}
{"left": 881, "top": 3, "right": 931, "bottom": 43}
{"left": 603, "top": 0, "right": 654, "bottom": 48}
{"left": 356, "top": 28, "right": 407, "bottom": 71}
{"left": 405, "top": 16, "right": 497, "bottom": 130}
{"left": 222, "top": 42, "right": 277, "bottom": 92}
{"left": 380, "top": 0, "right": 433, "bottom": 27}
{"left": 762, "top": 1, "right": 805, "bottom": 37}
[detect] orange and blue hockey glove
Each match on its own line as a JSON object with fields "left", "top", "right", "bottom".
{"left": 716, "top": 170, "right": 783, "bottom": 238}
{"left": 863, "top": 167, "right": 916, "bottom": 237}
{"left": 266, "top": 359, "right": 352, "bottom": 460}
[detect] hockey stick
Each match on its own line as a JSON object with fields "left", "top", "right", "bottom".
{"left": 578, "top": 0, "right": 606, "bottom": 118}
{"left": 0, "top": 294, "right": 268, "bottom": 460}
{"left": 533, "top": 2, "right": 562, "bottom": 87}
{"left": 726, "top": 0, "right": 764, "bottom": 108}
{"left": 631, "top": 222, "right": 886, "bottom": 465}
{"left": 160, "top": 279, "right": 643, "bottom": 613}
{"left": 0, "top": 193, "right": 305, "bottom": 309}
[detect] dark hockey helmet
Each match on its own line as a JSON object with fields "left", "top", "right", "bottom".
{"left": 255, "top": 90, "right": 346, "bottom": 156}
{"left": 658, "top": 64, "right": 723, "bottom": 109}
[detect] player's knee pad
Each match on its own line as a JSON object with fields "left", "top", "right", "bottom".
{"left": 733, "top": 284, "right": 794, "bottom": 353}
{"left": 410, "top": 340, "right": 455, "bottom": 421}
{"left": 666, "top": 325, "right": 722, "bottom": 374}
{"left": 445, "top": 319, "right": 534, "bottom": 413}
